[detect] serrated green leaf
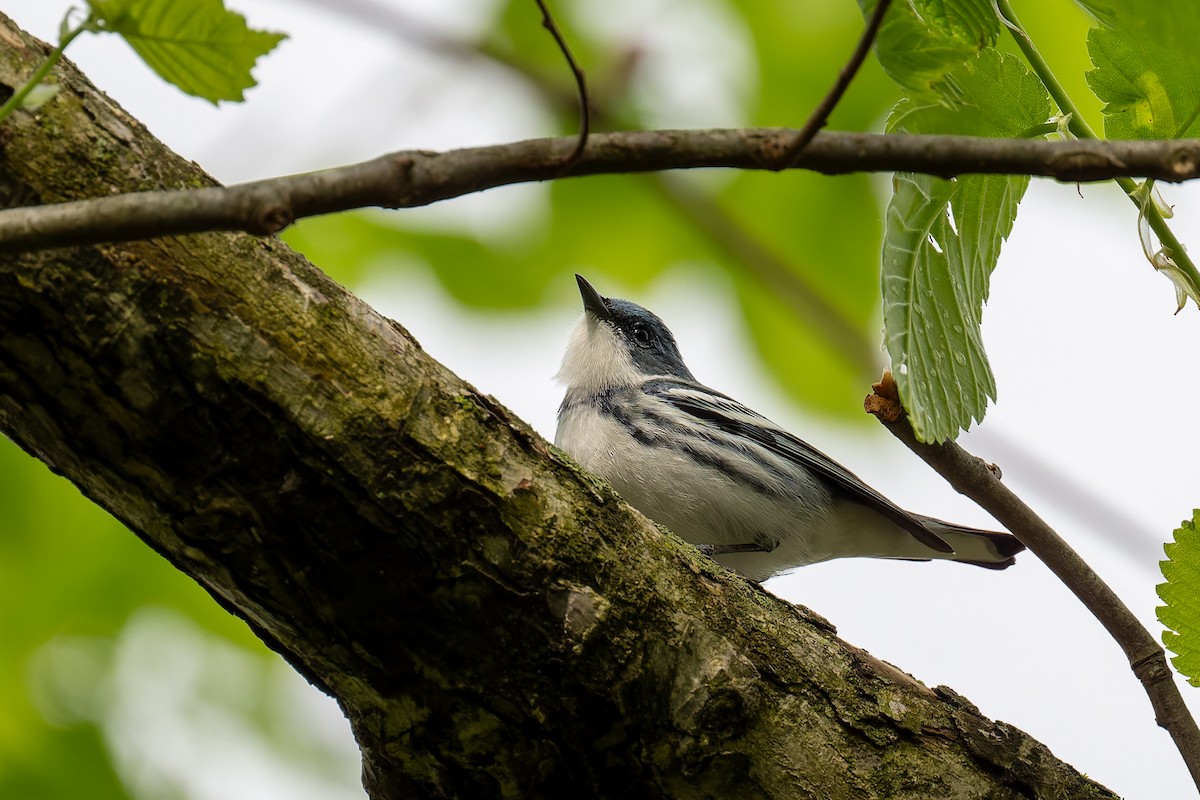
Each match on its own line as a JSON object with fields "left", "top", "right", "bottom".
{"left": 860, "top": 0, "right": 1000, "bottom": 94}
{"left": 882, "top": 173, "right": 1011, "bottom": 441}
{"left": 87, "top": 0, "right": 285, "bottom": 104}
{"left": 1081, "top": 0, "right": 1200, "bottom": 139}
{"left": 888, "top": 53, "right": 1056, "bottom": 137}
{"left": 882, "top": 50, "right": 1050, "bottom": 442}
{"left": 1158, "top": 510, "right": 1200, "bottom": 686}
{"left": 866, "top": 5, "right": 1053, "bottom": 440}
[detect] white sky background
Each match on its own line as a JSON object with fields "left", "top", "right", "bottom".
{"left": 9, "top": 1, "right": 1200, "bottom": 797}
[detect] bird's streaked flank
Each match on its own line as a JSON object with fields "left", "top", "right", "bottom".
{"left": 555, "top": 274, "right": 1024, "bottom": 581}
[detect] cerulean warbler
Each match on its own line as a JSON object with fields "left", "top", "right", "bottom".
{"left": 555, "top": 275, "right": 1024, "bottom": 581}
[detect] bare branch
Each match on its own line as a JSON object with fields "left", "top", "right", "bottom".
{"left": 533, "top": 0, "right": 591, "bottom": 166}
{"left": 777, "top": 0, "right": 894, "bottom": 166}
{"left": 866, "top": 375, "right": 1200, "bottom": 792}
{"left": 4, "top": 129, "right": 1200, "bottom": 254}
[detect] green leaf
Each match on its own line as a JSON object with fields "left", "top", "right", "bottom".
{"left": 882, "top": 50, "right": 1050, "bottom": 442}
{"left": 1074, "top": 1, "right": 1119, "bottom": 29}
{"left": 1159, "top": 510, "right": 1200, "bottom": 686}
{"left": 88, "top": 0, "right": 285, "bottom": 104}
{"left": 0, "top": 433, "right": 268, "bottom": 797}
{"left": 1081, "top": 0, "right": 1200, "bottom": 138}
{"left": 887, "top": 53, "right": 1057, "bottom": 138}
{"left": 865, "top": 1, "right": 1054, "bottom": 441}
{"left": 861, "top": 0, "right": 1000, "bottom": 94}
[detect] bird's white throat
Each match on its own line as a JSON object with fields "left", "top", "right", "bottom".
{"left": 554, "top": 314, "right": 643, "bottom": 393}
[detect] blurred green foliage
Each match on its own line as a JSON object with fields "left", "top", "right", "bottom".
{"left": 1, "top": 0, "right": 1113, "bottom": 796}
{"left": 0, "top": 435, "right": 263, "bottom": 799}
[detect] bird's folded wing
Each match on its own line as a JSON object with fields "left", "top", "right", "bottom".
{"left": 646, "top": 379, "right": 954, "bottom": 554}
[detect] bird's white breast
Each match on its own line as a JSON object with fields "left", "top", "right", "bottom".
{"left": 555, "top": 398, "right": 840, "bottom": 579}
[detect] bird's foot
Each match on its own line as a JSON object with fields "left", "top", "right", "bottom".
{"left": 696, "top": 541, "right": 778, "bottom": 557}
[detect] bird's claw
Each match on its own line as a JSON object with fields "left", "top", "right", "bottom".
{"left": 696, "top": 541, "right": 778, "bottom": 557}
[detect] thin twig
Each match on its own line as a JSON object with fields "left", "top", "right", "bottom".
{"left": 775, "top": 0, "right": 894, "bottom": 168}
{"left": 288, "top": 0, "right": 577, "bottom": 106}
{"left": 534, "top": 0, "right": 590, "bottom": 166}
{"left": 866, "top": 376, "right": 1200, "bottom": 792}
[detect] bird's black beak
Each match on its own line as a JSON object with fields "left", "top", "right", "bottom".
{"left": 575, "top": 274, "right": 611, "bottom": 321}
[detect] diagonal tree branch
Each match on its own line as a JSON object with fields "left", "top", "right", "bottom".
{"left": 4, "top": 126, "right": 1200, "bottom": 254}
{"left": 867, "top": 375, "right": 1200, "bottom": 790}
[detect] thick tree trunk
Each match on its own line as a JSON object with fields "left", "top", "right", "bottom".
{"left": 0, "top": 14, "right": 1113, "bottom": 799}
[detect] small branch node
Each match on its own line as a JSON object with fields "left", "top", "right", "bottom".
{"left": 864, "top": 370, "right": 905, "bottom": 423}
{"left": 1048, "top": 148, "right": 1128, "bottom": 182}
{"left": 1171, "top": 145, "right": 1200, "bottom": 178}
{"left": 256, "top": 204, "right": 294, "bottom": 235}
{"left": 1131, "top": 649, "right": 1171, "bottom": 682}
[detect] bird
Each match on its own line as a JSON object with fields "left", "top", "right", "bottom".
{"left": 554, "top": 274, "right": 1025, "bottom": 582}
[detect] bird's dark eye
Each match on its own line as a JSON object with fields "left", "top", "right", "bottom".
{"left": 631, "top": 324, "right": 652, "bottom": 346}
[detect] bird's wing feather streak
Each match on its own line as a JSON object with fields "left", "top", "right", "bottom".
{"left": 646, "top": 379, "right": 954, "bottom": 554}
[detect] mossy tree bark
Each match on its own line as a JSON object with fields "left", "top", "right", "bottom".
{"left": 0, "top": 14, "right": 1114, "bottom": 799}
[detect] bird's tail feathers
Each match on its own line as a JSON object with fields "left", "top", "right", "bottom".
{"left": 918, "top": 517, "right": 1025, "bottom": 570}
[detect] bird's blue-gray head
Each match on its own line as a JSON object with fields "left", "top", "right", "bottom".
{"left": 555, "top": 274, "right": 695, "bottom": 392}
